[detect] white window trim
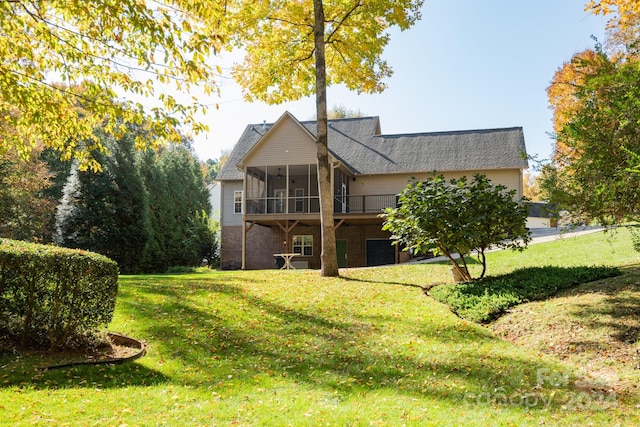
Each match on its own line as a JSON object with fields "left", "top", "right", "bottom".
{"left": 292, "top": 235, "right": 313, "bottom": 257}
{"left": 234, "top": 190, "right": 243, "bottom": 214}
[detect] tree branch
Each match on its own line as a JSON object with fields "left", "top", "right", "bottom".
{"left": 20, "top": 0, "right": 192, "bottom": 75}
{"left": 327, "top": 39, "right": 360, "bottom": 77}
{"left": 266, "top": 15, "right": 313, "bottom": 29}
{"left": 0, "top": 65, "right": 117, "bottom": 109}
{"left": 16, "top": 1, "right": 198, "bottom": 84}
{"left": 325, "top": 0, "right": 362, "bottom": 44}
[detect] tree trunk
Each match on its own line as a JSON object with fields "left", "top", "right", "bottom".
{"left": 478, "top": 250, "right": 487, "bottom": 279}
{"left": 445, "top": 252, "right": 472, "bottom": 282}
{"left": 313, "top": 0, "right": 339, "bottom": 277}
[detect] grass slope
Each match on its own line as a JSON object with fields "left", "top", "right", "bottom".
{"left": 490, "top": 268, "right": 640, "bottom": 395}
{"left": 1, "top": 228, "right": 639, "bottom": 426}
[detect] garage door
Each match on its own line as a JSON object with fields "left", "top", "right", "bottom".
{"left": 366, "top": 239, "right": 395, "bottom": 267}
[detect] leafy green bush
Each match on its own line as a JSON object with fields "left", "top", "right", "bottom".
{"left": 430, "top": 265, "right": 620, "bottom": 323}
{"left": 0, "top": 239, "right": 119, "bottom": 349}
{"left": 382, "top": 174, "right": 530, "bottom": 282}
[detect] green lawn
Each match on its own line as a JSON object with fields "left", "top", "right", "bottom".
{"left": 1, "top": 228, "right": 639, "bottom": 426}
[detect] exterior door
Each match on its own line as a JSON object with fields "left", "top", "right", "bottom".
{"left": 336, "top": 239, "right": 347, "bottom": 268}
{"left": 366, "top": 239, "right": 395, "bottom": 267}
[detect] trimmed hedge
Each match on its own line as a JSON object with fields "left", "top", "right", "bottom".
{"left": 0, "top": 239, "right": 119, "bottom": 349}
{"left": 430, "top": 265, "right": 621, "bottom": 323}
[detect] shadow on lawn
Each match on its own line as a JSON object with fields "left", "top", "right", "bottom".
{"left": 563, "top": 264, "right": 640, "bottom": 345}
{"left": 4, "top": 272, "right": 582, "bottom": 403}
{"left": 110, "top": 275, "right": 581, "bottom": 404}
{"left": 0, "top": 354, "right": 170, "bottom": 390}
{"left": 340, "top": 274, "right": 428, "bottom": 290}
{"left": 120, "top": 272, "right": 269, "bottom": 289}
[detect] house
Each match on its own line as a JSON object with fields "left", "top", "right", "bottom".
{"left": 216, "top": 112, "right": 528, "bottom": 270}
{"left": 207, "top": 182, "right": 221, "bottom": 221}
{"left": 527, "top": 201, "right": 557, "bottom": 229}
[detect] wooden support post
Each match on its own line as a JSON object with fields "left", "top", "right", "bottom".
{"left": 275, "top": 220, "right": 299, "bottom": 252}
{"left": 241, "top": 218, "right": 246, "bottom": 270}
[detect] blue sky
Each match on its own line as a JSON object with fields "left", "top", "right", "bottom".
{"left": 192, "top": 0, "right": 607, "bottom": 164}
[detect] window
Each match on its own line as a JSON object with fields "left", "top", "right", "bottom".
{"left": 234, "top": 190, "right": 243, "bottom": 214}
{"left": 292, "top": 235, "right": 313, "bottom": 256}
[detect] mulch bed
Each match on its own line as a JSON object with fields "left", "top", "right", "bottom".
{"left": 1, "top": 332, "right": 145, "bottom": 370}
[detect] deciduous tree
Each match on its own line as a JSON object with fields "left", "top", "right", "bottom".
{"left": 587, "top": 1, "right": 640, "bottom": 38}
{"left": 523, "top": 170, "right": 542, "bottom": 201}
{"left": 0, "top": 148, "right": 55, "bottom": 241}
{"left": 547, "top": 49, "right": 604, "bottom": 163}
{"left": 381, "top": 174, "right": 530, "bottom": 281}
{"left": 543, "top": 4, "right": 640, "bottom": 228}
{"left": 543, "top": 47, "right": 640, "bottom": 226}
{"left": 327, "top": 104, "right": 365, "bottom": 119}
{"left": 0, "top": 1, "right": 223, "bottom": 170}
{"left": 225, "top": 0, "right": 423, "bottom": 276}
{"left": 202, "top": 150, "right": 230, "bottom": 185}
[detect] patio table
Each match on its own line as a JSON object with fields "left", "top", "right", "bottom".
{"left": 273, "top": 253, "right": 299, "bottom": 270}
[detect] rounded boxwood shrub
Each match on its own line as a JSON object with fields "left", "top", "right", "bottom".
{"left": 0, "top": 239, "right": 119, "bottom": 349}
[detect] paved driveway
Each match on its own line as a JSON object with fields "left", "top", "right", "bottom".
{"left": 528, "top": 225, "right": 605, "bottom": 245}
{"left": 413, "top": 225, "right": 607, "bottom": 265}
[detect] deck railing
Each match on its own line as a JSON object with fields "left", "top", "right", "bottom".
{"left": 245, "top": 194, "right": 397, "bottom": 215}
{"left": 333, "top": 194, "right": 398, "bottom": 214}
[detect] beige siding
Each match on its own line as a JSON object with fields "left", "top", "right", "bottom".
{"left": 245, "top": 117, "right": 316, "bottom": 167}
{"left": 527, "top": 217, "right": 551, "bottom": 228}
{"left": 351, "top": 169, "right": 523, "bottom": 198}
{"left": 443, "top": 169, "right": 523, "bottom": 198}
{"left": 350, "top": 174, "right": 414, "bottom": 196}
{"left": 220, "top": 181, "right": 244, "bottom": 226}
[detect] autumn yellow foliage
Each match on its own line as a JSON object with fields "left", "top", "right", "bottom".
{"left": 549, "top": 1, "right": 640, "bottom": 164}
{"left": 586, "top": 0, "right": 640, "bottom": 53}
{"left": 224, "top": 0, "right": 423, "bottom": 104}
{"left": 0, "top": 1, "right": 223, "bottom": 170}
{"left": 547, "top": 50, "right": 604, "bottom": 162}
{"left": 586, "top": 0, "right": 640, "bottom": 29}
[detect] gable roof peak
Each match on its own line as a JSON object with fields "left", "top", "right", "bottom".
{"left": 236, "top": 111, "right": 315, "bottom": 168}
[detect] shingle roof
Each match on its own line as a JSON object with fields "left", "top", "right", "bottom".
{"left": 217, "top": 113, "right": 528, "bottom": 181}
{"left": 217, "top": 123, "right": 271, "bottom": 180}
{"left": 528, "top": 202, "right": 557, "bottom": 218}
